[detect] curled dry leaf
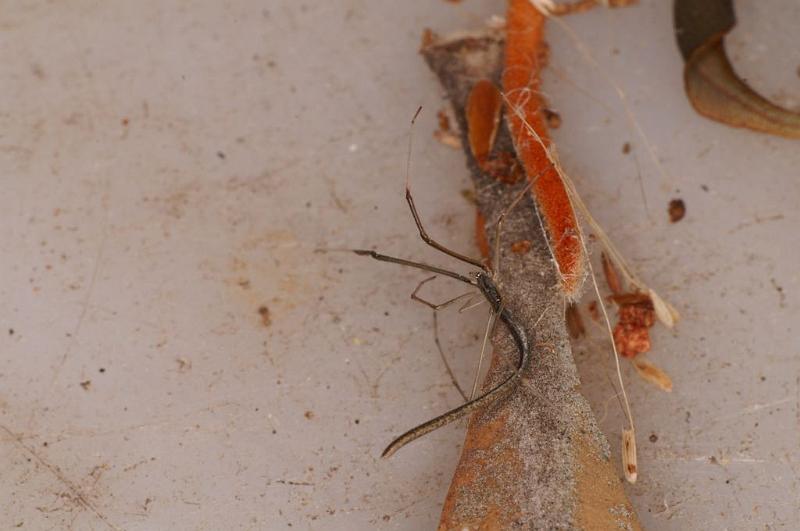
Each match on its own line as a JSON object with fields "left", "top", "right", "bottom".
{"left": 633, "top": 357, "right": 673, "bottom": 392}
{"left": 675, "top": 0, "right": 800, "bottom": 138}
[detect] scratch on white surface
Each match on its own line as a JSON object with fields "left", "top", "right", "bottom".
{"left": 718, "top": 397, "right": 794, "bottom": 420}
{"left": 0, "top": 425, "right": 121, "bottom": 531}
{"left": 644, "top": 448, "right": 768, "bottom": 465}
{"left": 51, "top": 197, "right": 110, "bottom": 386}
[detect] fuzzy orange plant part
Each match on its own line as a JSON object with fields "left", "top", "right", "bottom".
{"left": 503, "top": 0, "right": 585, "bottom": 297}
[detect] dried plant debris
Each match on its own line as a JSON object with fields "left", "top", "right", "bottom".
{"left": 601, "top": 252, "right": 622, "bottom": 295}
{"left": 612, "top": 293, "right": 655, "bottom": 358}
{"left": 633, "top": 357, "right": 673, "bottom": 392}
{"left": 622, "top": 428, "right": 637, "bottom": 483}
{"left": 675, "top": 0, "right": 800, "bottom": 138}
{"left": 532, "top": 0, "right": 637, "bottom": 17}
{"left": 504, "top": 0, "right": 585, "bottom": 298}
{"left": 434, "top": 108, "right": 461, "bottom": 149}
{"left": 609, "top": 292, "right": 673, "bottom": 392}
{"left": 668, "top": 198, "right": 686, "bottom": 223}
{"left": 543, "top": 108, "right": 562, "bottom": 129}
{"left": 482, "top": 150, "right": 524, "bottom": 184}
{"left": 422, "top": 13, "right": 641, "bottom": 528}
{"left": 466, "top": 79, "right": 503, "bottom": 166}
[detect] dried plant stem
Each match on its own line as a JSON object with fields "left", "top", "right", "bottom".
{"left": 503, "top": 93, "right": 638, "bottom": 480}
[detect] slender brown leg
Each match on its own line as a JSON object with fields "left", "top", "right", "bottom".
{"left": 410, "top": 276, "right": 473, "bottom": 401}
{"left": 405, "top": 189, "right": 486, "bottom": 269}
{"left": 404, "top": 107, "right": 486, "bottom": 270}
{"left": 353, "top": 250, "right": 475, "bottom": 286}
{"left": 491, "top": 180, "right": 534, "bottom": 279}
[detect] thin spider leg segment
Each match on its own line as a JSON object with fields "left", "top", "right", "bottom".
{"left": 405, "top": 190, "right": 486, "bottom": 270}
{"left": 403, "top": 106, "right": 485, "bottom": 270}
{"left": 433, "top": 311, "right": 468, "bottom": 401}
{"left": 409, "top": 277, "right": 472, "bottom": 400}
{"left": 352, "top": 250, "right": 475, "bottom": 286}
{"left": 382, "top": 272, "right": 531, "bottom": 458}
{"left": 410, "top": 276, "right": 477, "bottom": 311}
{"left": 459, "top": 296, "right": 487, "bottom": 313}
{"left": 470, "top": 308, "right": 497, "bottom": 400}
{"left": 492, "top": 180, "right": 534, "bottom": 279}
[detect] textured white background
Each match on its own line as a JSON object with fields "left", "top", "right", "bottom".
{"left": 0, "top": 1, "right": 797, "bottom": 529}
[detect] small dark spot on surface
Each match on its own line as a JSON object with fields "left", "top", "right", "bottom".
{"left": 725, "top": 479, "right": 731, "bottom": 484}
{"left": 701, "top": 184, "right": 709, "bottom": 192}
{"left": 760, "top": 375, "right": 766, "bottom": 382}
{"left": 267, "top": 60, "right": 277, "bottom": 68}
{"left": 217, "top": 151, "right": 226, "bottom": 160}
{"left": 382, "top": 515, "right": 390, "bottom": 522}
{"left": 8, "top": 329, "right": 13, "bottom": 336}
{"left": 99, "top": 367, "right": 106, "bottom": 373}
{"left": 622, "top": 142, "right": 631, "bottom": 154}
{"left": 383, "top": 311, "right": 389, "bottom": 316}
{"left": 272, "top": 429, "right": 277, "bottom": 434}
{"left": 709, "top": 455, "right": 718, "bottom": 465}
{"left": 354, "top": 419, "right": 360, "bottom": 424}
{"left": 460, "top": 188, "right": 477, "bottom": 205}
{"left": 668, "top": 198, "right": 686, "bottom": 223}
{"left": 305, "top": 201, "right": 312, "bottom": 208}
{"left": 649, "top": 433, "right": 658, "bottom": 443}
{"left": 31, "top": 63, "right": 45, "bottom": 79}
{"left": 121, "top": 117, "right": 130, "bottom": 126}
{"left": 304, "top": 410, "right": 314, "bottom": 420}
{"left": 42, "top": 441, "right": 48, "bottom": 447}
{"left": 80, "top": 380, "right": 91, "bottom": 390}
{"left": 258, "top": 305, "right": 272, "bottom": 327}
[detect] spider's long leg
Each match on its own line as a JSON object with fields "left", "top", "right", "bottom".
{"left": 410, "top": 276, "right": 476, "bottom": 310}
{"left": 491, "top": 180, "right": 534, "bottom": 279}
{"left": 353, "top": 250, "right": 475, "bottom": 286}
{"left": 409, "top": 276, "right": 475, "bottom": 401}
{"left": 469, "top": 305, "right": 500, "bottom": 401}
{"left": 404, "top": 107, "right": 485, "bottom": 270}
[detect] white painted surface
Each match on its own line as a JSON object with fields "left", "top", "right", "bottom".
{"left": 0, "top": 1, "right": 797, "bottom": 529}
